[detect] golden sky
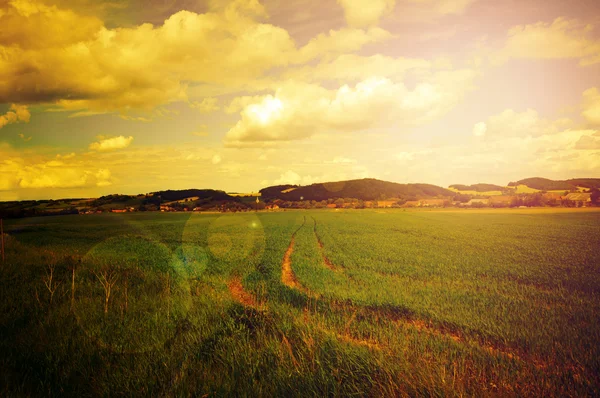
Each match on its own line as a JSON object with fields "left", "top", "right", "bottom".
{"left": 1, "top": 0, "right": 600, "bottom": 200}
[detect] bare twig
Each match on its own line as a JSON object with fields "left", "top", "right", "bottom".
{"left": 94, "top": 268, "right": 119, "bottom": 314}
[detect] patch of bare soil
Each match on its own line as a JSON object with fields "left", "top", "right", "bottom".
{"left": 228, "top": 277, "right": 261, "bottom": 309}
{"left": 281, "top": 237, "right": 303, "bottom": 290}
{"left": 281, "top": 217, "right": 314, "bottom": 296}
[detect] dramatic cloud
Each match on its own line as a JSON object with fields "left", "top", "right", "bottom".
{"left": 337, "top": 0, "right": 395, "bottom": 28}
{"left": 582, "top": 87, "right": 600, "bottom": 125}
{"left": 226, "top": 71, "right": 476, "bottom": 146}
{"left": 0, "top": 104, "right": 30, "bottom": 129}
{"left": 498, "top": 18, "right": 600, "bottom": 66}
{"left": 0, "top": 0, "right": 392, "bottom": 113}
{"left": 89, "top": 135, "right": 134, "bottom": 151}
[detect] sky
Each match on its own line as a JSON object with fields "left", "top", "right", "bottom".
{"left": 1, "top": 0, "right": 600, "bottom": 200}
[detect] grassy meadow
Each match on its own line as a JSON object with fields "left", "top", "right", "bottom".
{"left": 1, "top": 209, "right": 599, "bottom": 396}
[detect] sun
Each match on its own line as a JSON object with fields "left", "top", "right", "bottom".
{"left": 248, "top": 96, "right": 284, "bottom": 125}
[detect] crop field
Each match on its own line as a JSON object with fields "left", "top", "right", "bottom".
{"left": 1, "top": 209, "right": 599, "bottom": 396}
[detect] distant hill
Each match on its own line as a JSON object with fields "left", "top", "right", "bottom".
{"left": 258, "top": 185, "right": 297, "bottom": 199}
{"left": 508, "top": 177, "right": 600, "bottom": 191}
{"left": 449, "top": 183, "right": 507, "bottom": 192}
{"left": 259, "top": 178, "right": 453, "bottom": 201}
{"left": 151, "top": 189, "right": 233, "bottom": 202}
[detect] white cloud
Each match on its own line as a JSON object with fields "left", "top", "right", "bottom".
{"left": 476, "top": 109, "right": 572, "bottom": 139}
{"left": 472, "top": 121, "right": 487, "bottom": 137}
{"left": 497, "top": 18, "right": 600, "bottom": 66}
{"left": 89, "top": 135, "right": 134, "bottom": 151}
{"left": 225, "top": 72, "right": 476, "bottom": 146}
{"left": 0, "top": 149, "right": 112, "bottom": 191}
{"left": 0, "top": 1, "right": 394, "bottom": 113}
{"left": 582, "top": 87, "right": 600, "bottom": 125}
{"left": 273, "top": 170, "right": 303, "bottom": 185}
{"left": 575, "top": 135, "right": 600, "bottom": 150}
{"left": 0, "top": 104, "right": 30, "bottom": 129}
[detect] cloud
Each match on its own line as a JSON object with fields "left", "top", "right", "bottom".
{"left": 582, "top": 87, "right": 600, "bottom": 125}
{"left": 574, "top": 135, "right": 600, "bottom": 150}
{"left": 0, "top": 1, "right": 392, "bottom": 113}
{"left": 0, "top": 104, "right": 30, "bottom": 129}
{"left": 225, "top": 71, "right": 476, "bottom": 146}
{"left": 337, "top": 0, "right": 395, "bottom": 28}
{"left": 191, "top": 97, "right": 220, "bottom": 113}
{"left": 474, "top": 109, "right": 572, "bottom": 139}
{"left": 472, "top": 121, "right": 487, "bottom": 137}
{"left": 273, "top": 170, "right": 303, "bottom": 185}
{"left": 387, "top": 128, "right": 599, "bottom": 186}
{"left": 0, "top": 0, "right": 103, "bottom": 49}
{"left": 89, "top": 135, "right": 134, "bottom": 151}
{"left": 0, "top": 149, "right": 112, "bottom": 191}
{"left": 283, "top": 54, "right": 431, "bottom": 83}
{"left": 18, "top": 163, "right": 112, "bottom": 189}
{"left": 211, "top": 154, "right": 222, "bottom": 164}
{"left": 18, "top": 133, "right": 32, "bottom": 142}
{"left": 497, "top": 18, "right": 600, "bottom": 66}
{"left": 296, "top": 27, "right": 392, "bottom": 63}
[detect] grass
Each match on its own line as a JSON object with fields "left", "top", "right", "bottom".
{"left": 1, "top": 209, "right": 599, "bottom": 396}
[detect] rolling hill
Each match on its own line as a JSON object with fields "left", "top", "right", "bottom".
{"left": 449, "top": 183, "right": 507, "bottom": 192}
{"left": 259, "top": 178, "right": 454, "bottom": 201}
{"left": 507, "top": 177, "right": 600, "bottom": 191}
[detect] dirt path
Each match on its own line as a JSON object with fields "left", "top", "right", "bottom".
{"left": 281, "top": 217, "right": 311, "bottom": 293}
{"left": 228, "top": 277, "right": 262, "bottom": 310}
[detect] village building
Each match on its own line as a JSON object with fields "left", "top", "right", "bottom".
{"left": 564, "top": 193, "right": 592, "bottom": 207}
{"left": 465, "top": 198, "right": 489, "bottom": 207}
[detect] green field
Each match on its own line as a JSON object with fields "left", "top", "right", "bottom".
{"left": 1, "top": 209, "right": 599, "bottom": 396}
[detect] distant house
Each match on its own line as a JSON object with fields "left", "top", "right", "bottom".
{"left": 489, "top": 195, "right": 513, "bottom": 206}
{"left": 420, "top": 199, "right": 446, "bottom": 207}
{"left": 265, "top": 204, "right": 279, "bottom": 210}
{"left": 111, "top": 209, "right": 127, "bottom": 213}
{"left": 377, "top": 200, "right": 397, "bottom": 208}
{"left": 402, "top": 200, "right": 421, "bottom": 208}
{"left": 326, "top": 203, "right": 337, "bottom": 209}
{"left": 542, "top": 192, "right": 563, "bottom": 201}
{"left": 466, "top": 198, "right": 489, "bottom": 207}
{"left": 565, "top": 193, "right": 592, "bottom": 206}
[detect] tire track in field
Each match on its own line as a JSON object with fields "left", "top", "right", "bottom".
{"left": 283, "top": 216, "right": 536, "bottom": 366}
{"left": 281, "top": 216, "right": 312, "bottom": 294}
{"left": 311, "top": 216, "right": 345, "bottom": 272}
{"left": 227, "top": 276, "right": 263, "bottom": 310}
